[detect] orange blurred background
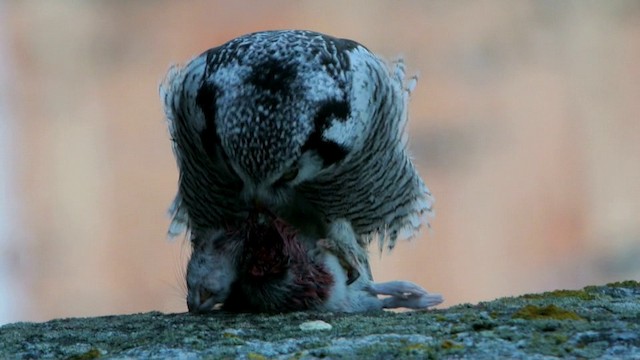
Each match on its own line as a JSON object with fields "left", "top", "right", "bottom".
{"left": 1, "top": 1, "right": 639, "bottom": 324}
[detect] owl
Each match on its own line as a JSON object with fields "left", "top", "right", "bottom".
{"left": 160, "top": 30, "right": 434, "bottom": 313}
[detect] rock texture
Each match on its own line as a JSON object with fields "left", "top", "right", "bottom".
{"left": 1, "top": 281, "right": 638, "bottom": 359}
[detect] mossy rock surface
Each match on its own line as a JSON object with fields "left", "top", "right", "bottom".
{"left": 1, "top": 281, "right": 639, "bottom": 359}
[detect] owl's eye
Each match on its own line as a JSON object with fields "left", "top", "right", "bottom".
{"left": 275, "top": 167, "right": 299, "bottom": 186}
{"left": 281, "top": 167, "right": 299, "bottom": 182}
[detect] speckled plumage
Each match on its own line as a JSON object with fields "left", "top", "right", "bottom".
{"left": 160, "top": 30, "right": 434, "bottom": 311}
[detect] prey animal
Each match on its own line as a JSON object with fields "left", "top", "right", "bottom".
{"left": 160, "top": 30, "right": 436, "bottom": 312}
{"left": 186, "top": 210, "right": 442, "bottom": 313}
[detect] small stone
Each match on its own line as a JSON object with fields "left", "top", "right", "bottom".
{"left": 299, "top": 320, "right": 332, "bottom": 331}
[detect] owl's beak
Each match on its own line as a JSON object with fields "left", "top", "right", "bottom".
{"left": 252, "top": 199, "right": 275, "bottom": 225}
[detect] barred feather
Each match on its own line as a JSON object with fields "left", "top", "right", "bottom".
{"left": 160, "top": 30, "right": 433, "bottom": 250}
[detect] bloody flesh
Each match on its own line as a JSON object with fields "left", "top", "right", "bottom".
{"left": 223, "top": 212, "right": 334, "bottom": 312}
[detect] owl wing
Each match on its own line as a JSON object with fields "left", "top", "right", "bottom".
{"left": 160, "top": 50, "right": 245, "bottom": 237}
{"left": 299, "top": 46, "right": 433, "bottom": 251}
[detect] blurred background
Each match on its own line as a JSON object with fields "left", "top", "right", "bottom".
{"left": 1, "top": 1, "right": 639, "bottom": 324}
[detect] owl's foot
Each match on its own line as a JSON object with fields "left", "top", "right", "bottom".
{"left": 319, "top": 219, "right": 371, "bottom": 285}
{"left": 368, "top": 280, "right": 443, "bottom": 309}
{"left": 316, "top": 238, "right": 362, "bottom": 285}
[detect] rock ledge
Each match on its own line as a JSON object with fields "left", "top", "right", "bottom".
{"left": 1, "top": 281, "right": 638, "bottom": 359}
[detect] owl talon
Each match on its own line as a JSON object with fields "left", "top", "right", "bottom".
{"left": 345, "top": 266, "right": 360, "bottom": 285}
{"left": 318, "top": 238, "right": 363, "bottom": 285}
